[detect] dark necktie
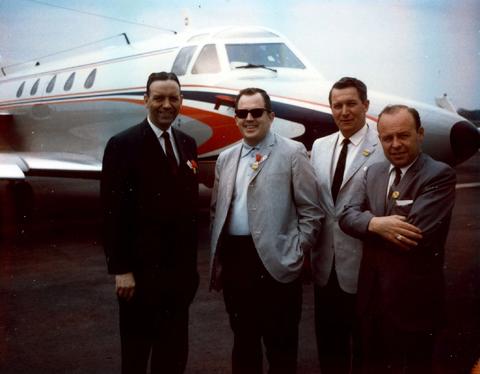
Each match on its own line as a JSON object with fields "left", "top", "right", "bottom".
{"left": 388, "top": 167, "right": 402, "bottom": 199}
{"left": 162, "top": 132, "right": 178, "bottom": 175}
{"left": 331, "top": 138, "right": 350, "bottom": 204}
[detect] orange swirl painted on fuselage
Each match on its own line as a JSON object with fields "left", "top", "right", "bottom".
{"left": 180, "top": 106, "right": 240, "bottom": 155}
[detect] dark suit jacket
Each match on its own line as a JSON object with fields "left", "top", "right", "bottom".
{"left": 101, "top": 119, "right": 199, "bottom": 307}
{"left": 339, "top": 153, "right": 456, "bottom": 332}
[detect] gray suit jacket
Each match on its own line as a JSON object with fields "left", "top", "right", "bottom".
{"left": 339, "top": 153, "right": 456, "bottom": 331}
{"left": 310, "top": 125, "right": 384, "bottom": 293}
{"left": 210, "top": 132, "right": 323, "bottom": 284}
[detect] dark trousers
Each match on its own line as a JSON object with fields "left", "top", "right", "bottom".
{"left": 359, "top": 311, "right": 435, "bottom": 374}
{"left": 314, "top": 267, "right": 360, "bottom": 374}
{"left": 220, "top": 235, "right": 302, "bottom": 374}
{"left": 118, "top": 297, "right": 189, "bottom": 374}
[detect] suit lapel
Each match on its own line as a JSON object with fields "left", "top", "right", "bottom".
{"left": 401, "top": 153, "right": 424, "bottom": 184}
{"left": 342, "top": 128, "right": 378, "bottom": 188}
{"left": 224, "top": 144, "right": 242, "bottom": 203}
{"left": 141, "top": 120, "right": 168, "bottom": 165}
{"left": 249, "top": 133, "right": 276, "bottom": 183}
{"left": 172, "top": 127, "right": 194, "bottom": 173}
{"left": 375, "top": 163, "right": 390, "bottom": 215}
{"left": 325, "top": 134, "right": 339, "bottom": 193}
{"left": 385, "top": 154, "right": 425, "bottom": 213}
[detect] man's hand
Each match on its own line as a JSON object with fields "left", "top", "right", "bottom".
{"left": 115, "top": 272, "right": 135, "bottom": 301}
{"left": 368, "top": 215, "right": 423, "bottom": 250}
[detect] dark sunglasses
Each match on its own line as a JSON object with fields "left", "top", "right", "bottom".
{"left": 235, "top": 108, "right": 269, "bottom": 119}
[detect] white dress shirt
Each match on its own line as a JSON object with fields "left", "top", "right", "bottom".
{"left": 330, "top": 124, "right": 368, "bottom": 180}
{"left": 386, "top": 157, "right": 417, "bottom": 200}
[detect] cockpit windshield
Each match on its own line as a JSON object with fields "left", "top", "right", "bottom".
{"left": 226, "top": 43, "right": 305, "bottom": 69}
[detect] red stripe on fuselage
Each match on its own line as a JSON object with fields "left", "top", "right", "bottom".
{"left": 180, "top": 106, "right": 240, "bottom": 154}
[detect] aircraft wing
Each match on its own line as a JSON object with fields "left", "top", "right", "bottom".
{"left": 0, "top": 152, "right": 102, "bottom": 180}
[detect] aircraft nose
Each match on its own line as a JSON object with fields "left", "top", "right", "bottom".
{"left": 450, "top": 120, "right": 480, "bottom": 165}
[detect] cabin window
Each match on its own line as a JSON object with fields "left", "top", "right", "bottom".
{"left": 172, "top": 46, "right": 196, "bottom": 76}
{"left": 46, "top": 75, "right": 57, "bottom": 93}
{"left": 84, "top": 68, "right": 97, "bottom": 89}
{"left": 192, "top": 44, "right": 221, "bottom": 74}
{"left": 30, "top": 79, "right": 40, "bottom": 95}
{"left": 64, "top": 72, "right": 76, "bottom": 91}
{"left": 16, "top": 81, "right": 26, "bottom": 98}
{"left": 226, "top": 43, "right": 305, "bottom": 69}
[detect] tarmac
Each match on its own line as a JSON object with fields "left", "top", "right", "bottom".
{"left": 0, "top": 152, "right": 479, "bottom": 374}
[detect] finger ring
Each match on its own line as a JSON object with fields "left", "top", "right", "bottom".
{"left": 396, "top": 234, "right": 402, "bottom": 241}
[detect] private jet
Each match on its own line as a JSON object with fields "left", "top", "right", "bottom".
{"left": 1, "top": 26, "right": 478, "bottom": 191}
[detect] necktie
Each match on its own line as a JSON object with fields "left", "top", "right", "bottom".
{"left": 388, "top": 167, "right": 402, "bottom": 199}
{"left": 331, "top": 138, "right": 349, "bottom": 204}
{"left": 162, "top": 132, "right": 178, "bottom": 175}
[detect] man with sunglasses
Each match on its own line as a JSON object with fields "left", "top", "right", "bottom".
{"left": 209, "top": 87, "right": 322, "bottom": 373}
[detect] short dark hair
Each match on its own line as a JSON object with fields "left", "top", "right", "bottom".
{"left": 235, "top": 87, "right": 272, "bottom": 112}
{"left": 146, "top": 72, "right": 181, "bottom": 96}
{"left": 378, "top": 104, "right": 421, "bottom": 130}
{"left": 329, "top": 77, "right": 368, "bottom": 105}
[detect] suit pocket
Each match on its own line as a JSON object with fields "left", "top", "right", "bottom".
{"left": 391, "top": 203, "right": 412, "bottom": 217}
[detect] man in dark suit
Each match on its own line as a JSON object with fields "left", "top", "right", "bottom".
{"left": 339, "top": 104, "right": 456, "bottom": 373}
{"left": 101, "top": 72, "right": 199, "bottom": 374}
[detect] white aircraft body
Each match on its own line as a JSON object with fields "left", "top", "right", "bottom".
{"left": 0, "top": 26, "right": 478, "bottom": 188}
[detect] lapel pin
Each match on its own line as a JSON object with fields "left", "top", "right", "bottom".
{"left": 187, "top": 160, "right": 198, "bottom": 174}
{"left": 251, "top": 153, "right": 267, "bottom": 171}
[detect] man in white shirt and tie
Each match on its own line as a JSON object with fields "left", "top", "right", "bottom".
{"left": 310, "top": 77, "right": 385, "bottom": 373}
{"left": 101, "top": 72, "right": 199, "bottom": 374}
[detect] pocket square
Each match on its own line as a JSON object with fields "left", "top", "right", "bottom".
{"left": 396, "top": 199, "right": 413, "bottom": 206}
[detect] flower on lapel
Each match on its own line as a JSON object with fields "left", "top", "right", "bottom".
{"left": 187, "top": 160, "right": 198, "bottom": 174}
{"left": 362, "top": 149, "right": 371, "bottom": 157}
{"left": 391, "top": 191, "right": 400, "bottom": 199}
{"left": 251, "top": 153, "right": 267, "bottom": 171}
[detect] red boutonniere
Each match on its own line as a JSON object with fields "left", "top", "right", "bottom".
{"left": 251, "top": 153, "right": 267, "bottom": 171}
{"left": 187, "top": 160, "right": 198, "bottom": 174}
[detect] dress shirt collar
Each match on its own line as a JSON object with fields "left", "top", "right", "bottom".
{"left": 241, "top": 131, "right": 273, "bottom": 157}
{"left": 147, "top": 116, "right": 174, "bottom": 139}
{"left": 337, "top": 124, "right": 368, "bottom": 148}
{"left": 388, "top": 155, "right": 418, "bottom": 177}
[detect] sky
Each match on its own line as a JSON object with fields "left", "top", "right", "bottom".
{"left": 0, "top": 0, "right": 479, "bottom": 109}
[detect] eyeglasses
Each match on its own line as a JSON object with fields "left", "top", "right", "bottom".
{"left": 235, "top": 108, "right": 269, "bottom": 119}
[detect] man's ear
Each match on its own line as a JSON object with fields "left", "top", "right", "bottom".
{"left": 363, "top": 99, "right": 370, "bottom": 112}
{"left": 418, "top": 126, "right": 425, "bottom": 142}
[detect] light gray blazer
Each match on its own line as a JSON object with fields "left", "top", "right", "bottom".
{"left": 310, "top": 125, "right": 385, "bottom": 293}
{"left": 210, "top": 132, "right": 323, "bottom": 284}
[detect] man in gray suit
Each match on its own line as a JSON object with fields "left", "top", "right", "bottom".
{"left": 210, "top": 87, "right": 322, "bottom": 373}
{"left": 340, "top": 105, "right": 456, "bottom": 373}
{"left": 310, "top": 77, "right": 384, "bottom": 373}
